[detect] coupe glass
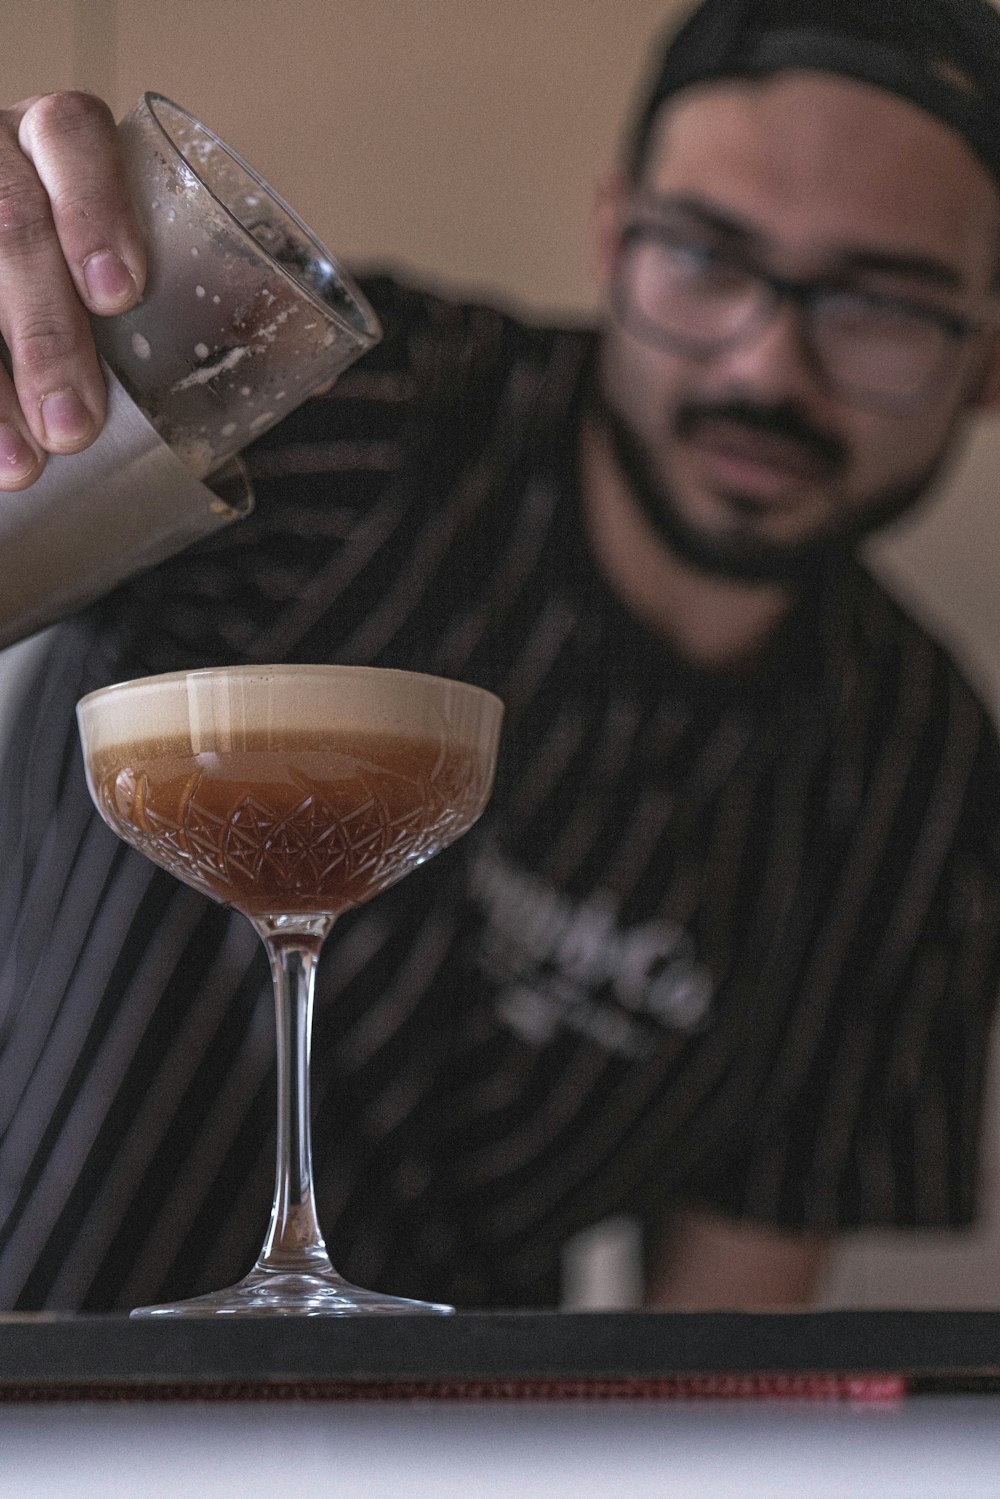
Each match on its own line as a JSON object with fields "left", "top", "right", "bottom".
{"left": 76, "top": 664, "right": 503, "bottom": 1316}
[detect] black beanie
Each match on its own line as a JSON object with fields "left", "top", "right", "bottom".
{"left": 628, "top": 0, "right": 1000, "bottom": 186}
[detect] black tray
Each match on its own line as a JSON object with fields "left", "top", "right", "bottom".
{"left": 0, "top": 1310, "right": 998, "bottom": 1401}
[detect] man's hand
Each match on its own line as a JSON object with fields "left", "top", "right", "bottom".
{"left": 0, "top": 91, "right": 145, "bottom": 489}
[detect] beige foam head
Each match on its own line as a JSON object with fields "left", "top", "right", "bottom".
{"left": 77, "top": 663, "right": 504, "bottom": 758}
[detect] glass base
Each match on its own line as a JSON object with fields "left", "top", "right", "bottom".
{"left": 129, "top": 1267, "right": 455, "bottom": 1317}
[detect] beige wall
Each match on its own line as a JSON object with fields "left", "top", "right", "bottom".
{"left": 2, "top": 1, "right": 1000, "bottom": 1307}
{"left": 2, "top": 0, "right": 693, "bottom": 315}
{"left": 0, "top": 1, "right": 77, "bottom": 99}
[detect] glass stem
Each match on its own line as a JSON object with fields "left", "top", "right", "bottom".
{"left": 252, "top": 914, "right": 339, "bottom": 1278}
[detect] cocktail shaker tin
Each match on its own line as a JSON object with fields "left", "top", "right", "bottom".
{"left": 0, "top": 360, "right": 252, "bottom": 650}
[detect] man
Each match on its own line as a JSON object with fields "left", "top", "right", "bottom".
{"left": 0, "top": 0, "right": 998, "bottom": 1311}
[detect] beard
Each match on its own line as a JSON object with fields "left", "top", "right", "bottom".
{"left": 589, "top": 377, "right": 954, "bottom": 586}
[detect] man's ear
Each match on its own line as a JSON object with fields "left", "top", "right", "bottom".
{"left": 593, "top": 170, "right": 630, "bottom": 296}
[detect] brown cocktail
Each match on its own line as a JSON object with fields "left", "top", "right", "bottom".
{"left": 77, "top": 664, "right": 503, "bottom": 1315}
{"left": 88, "top": 728, "right": 494, "bottom": 917}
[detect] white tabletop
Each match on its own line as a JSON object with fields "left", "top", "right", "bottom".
{"left": 1, "top": 1395, "right": 998, "bottom": 1499}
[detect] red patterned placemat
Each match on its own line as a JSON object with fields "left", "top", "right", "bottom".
{"left": 0, "top": 1372, "right": 909, "bottom": 1403}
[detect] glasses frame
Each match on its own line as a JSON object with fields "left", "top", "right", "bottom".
{"left": 612, "top": 217, "right": 990, "bottom": 413}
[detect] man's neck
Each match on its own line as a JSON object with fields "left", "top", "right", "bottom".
{"left": 580, "top": 414, "right": 796, "bottom": 671}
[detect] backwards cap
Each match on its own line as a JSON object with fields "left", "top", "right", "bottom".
{"left": 628, "top": 0, "right": 1000, "bottom": 185}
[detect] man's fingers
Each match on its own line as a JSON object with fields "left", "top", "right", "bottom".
{"left": 0, "top": 92, "right": 145, "bottom": 474}
{"left": 0, "top": 191, "right": 106, "bottom": 459}
{"left": 16, "top": 92, "right": 145, "bottom": 315}
{"left": 0, "top": 367, "right": 45, "bottom": 489}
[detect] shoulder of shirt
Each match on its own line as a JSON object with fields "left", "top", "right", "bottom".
{"left": 836, "top": 551, "right": 999, "bottom": 736}
{"left": 243, "top": 269, "right": 595, "bottom": 459}
{"left": 243, "top": 269, "right": 596, "bottom": 457}
{"left": 347, "top": 268, "right": 595, "bottom": 380}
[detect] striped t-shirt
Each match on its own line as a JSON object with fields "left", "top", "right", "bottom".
{"left": 0, "top": 276, "right": 998, "bottom": 1310}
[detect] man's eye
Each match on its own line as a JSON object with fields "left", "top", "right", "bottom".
{"left": 657, "top": 235, "right": 719, "bottom": 265}
{"left": 660, "top": 239, "right": 748, "bottom": 289}
{"left": 820, "top": 288, "right": 946, "bottom": 337}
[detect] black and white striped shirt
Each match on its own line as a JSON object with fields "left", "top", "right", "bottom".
{"left": 1, "top": 276, "right": 998, "bottom": 1310}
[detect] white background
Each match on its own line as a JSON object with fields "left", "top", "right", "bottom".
{"left": 2, "top": 1397, "right": 1000, "bottom": 1499}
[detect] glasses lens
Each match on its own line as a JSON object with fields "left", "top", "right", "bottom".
{"left": 810, "top": 290, "right": 954, "bottom": 405}
{"left": 620, "top": 234, "right": 764, "bottom": 352}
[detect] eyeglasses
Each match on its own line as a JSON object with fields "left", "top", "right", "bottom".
{"left": 613, "top": 218, "right": 988, "bottom": 411}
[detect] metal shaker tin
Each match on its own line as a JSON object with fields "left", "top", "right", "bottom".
{"left": 0, "top": 360, "right": 253, "bottom": 650}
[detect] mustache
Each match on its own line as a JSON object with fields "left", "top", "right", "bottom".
{"left": 675, "top": 400, "right": 847, "bottom": 476}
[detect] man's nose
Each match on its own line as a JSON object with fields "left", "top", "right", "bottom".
{"left": 712, "top": 296, "right": 821, "bottom": 403}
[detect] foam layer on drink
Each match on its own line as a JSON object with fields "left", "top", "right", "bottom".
{"left": 78, "top": 664, "right": 503, "bottom": 760}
